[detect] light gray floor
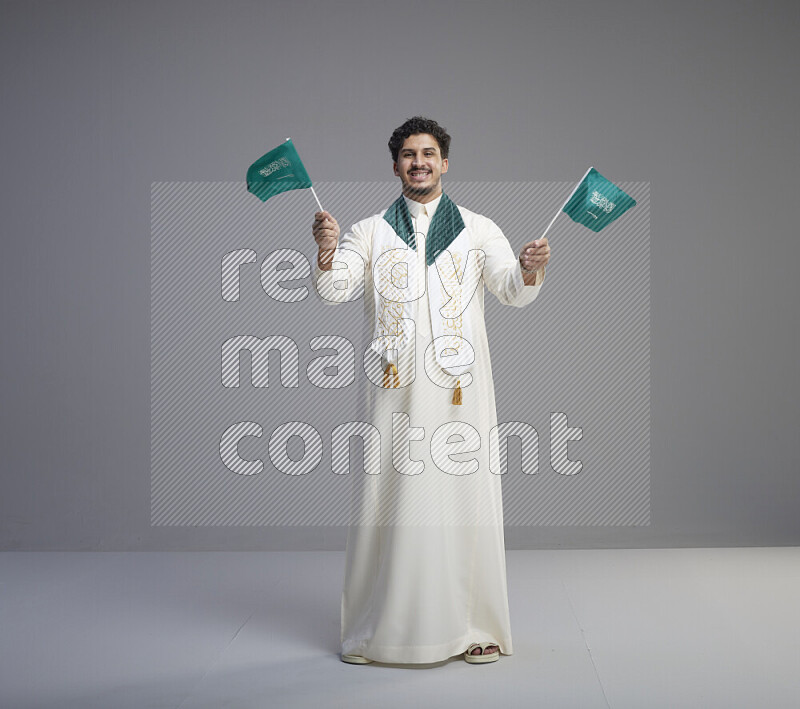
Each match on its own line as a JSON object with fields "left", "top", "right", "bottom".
{"left": 1, "top": 548, "right": 798, "bottom": 708}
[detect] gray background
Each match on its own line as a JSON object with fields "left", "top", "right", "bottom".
{"left": 1, "top": 0, "right": 797, "bottom": 550}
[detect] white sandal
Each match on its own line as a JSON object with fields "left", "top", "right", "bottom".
{"left": 464, "top": 642, "right": 500, "bottom": 664}
{"left": 341, "top": 653, "right": 373, "bottom": 664}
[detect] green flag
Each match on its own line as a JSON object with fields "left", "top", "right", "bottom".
{"left": 246, "top": 138, "right": 313, "bottom": 203}
{"left": 562, "top": 167, "right": 636, "bottom": 232}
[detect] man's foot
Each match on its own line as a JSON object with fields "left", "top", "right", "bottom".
{"left": 469, "top": 644, "right": 499, "bottom": 656}
{"left": 464, "top": 642, "right": 500, "bottom": 663}
{"left": 341, "top": 653, "right": 373, "bottom": 664}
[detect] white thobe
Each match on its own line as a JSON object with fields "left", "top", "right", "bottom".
{"left": 315, "top": 193, "right": 546, "bottom": 664}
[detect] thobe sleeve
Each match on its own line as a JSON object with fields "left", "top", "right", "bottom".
{"left": 478, "top": 216, "right": 546, "bottom": 308}
{"left": 314, "top": 219, "right": 372, "bottom": 305}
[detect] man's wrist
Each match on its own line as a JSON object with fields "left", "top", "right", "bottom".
{"left": 520, "top": 260, "right": 544, "bottom": 285}
{"left": 318, "top": 248, "right": 335, "bottom": 271}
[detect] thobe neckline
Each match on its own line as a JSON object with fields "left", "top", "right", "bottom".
{"left": 383, "top": 192, "right": 466, "bottom": 265}
{"left": 402, "top": 193, "right": 442, "bottom": 221}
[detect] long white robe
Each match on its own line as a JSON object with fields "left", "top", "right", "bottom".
{"left": 315, "top": 194, "right": 546, "bottom": 664}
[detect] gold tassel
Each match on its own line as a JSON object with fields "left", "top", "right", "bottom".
{"left": 383, "top": 362, "right": 399, "bottom": 388}
{"left": 452, "top": 379, "right": 462, "bottom": 405}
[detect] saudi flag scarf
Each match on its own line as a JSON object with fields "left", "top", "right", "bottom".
{"left": 368, "top": 193, "right": 485, "bottom": 405}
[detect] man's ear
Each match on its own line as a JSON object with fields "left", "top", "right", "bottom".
{"left": 441, "top": 158, "right": 449, "bottom": 174}
{"left": 393, "top": 162, "right": 399, "bottom": 177}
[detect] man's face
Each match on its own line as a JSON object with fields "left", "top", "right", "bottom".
{"left": 393, "top": 133, "right": 448, "bottom": 201}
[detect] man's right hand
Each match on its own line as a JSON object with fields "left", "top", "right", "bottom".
{"left": 313, "top": 211, "right": 340, "bottom": 270}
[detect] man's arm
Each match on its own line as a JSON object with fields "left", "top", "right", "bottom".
{"left": 479, "top": 216, "right": 548, "bottom": 308}
{"left": 312, "top": 212, "right": 370, "bottom": 304}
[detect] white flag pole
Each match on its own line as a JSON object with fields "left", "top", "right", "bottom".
{"left": 539, "top": 166, "right": 594, "bottom": 241}
{"left": 309, "top": 185, "right": 324, "bottom": 213}
{"left": 285, "top": 136, "right": 325, "bottom": 212}
{"left": 538, "top": 208, "right": 562, "bottom": 242}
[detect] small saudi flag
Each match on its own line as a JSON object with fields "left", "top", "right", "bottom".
{"left": 246, "top": 138, "right": 322, "bottom": 209}
{"left": 536, "top": 166, "right": 637, "bottom": 243}
{"left": 562, "top": 167, "right": 637, "bottom": 232}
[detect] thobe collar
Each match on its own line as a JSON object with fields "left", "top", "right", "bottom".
{"left": 402, "top": 193, "right": 442, "bottom": 221}
{"left": 382, "top": 191, "right": 466, "bottom": 266}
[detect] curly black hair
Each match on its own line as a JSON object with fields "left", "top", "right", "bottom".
{"left": 388, "top": 116, "right": 451, "bottom": 162}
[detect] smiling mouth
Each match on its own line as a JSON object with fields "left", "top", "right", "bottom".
{"left": 410, "top": 171, "right": 430, "bottom": 179}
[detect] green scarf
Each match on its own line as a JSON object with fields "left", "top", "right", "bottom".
{"left": 381, "top": 192, "right": 467, "bottom": 267}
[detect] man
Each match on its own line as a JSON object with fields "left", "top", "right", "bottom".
{"left": 312, "top": 117, "right": 550, "bottom": 665}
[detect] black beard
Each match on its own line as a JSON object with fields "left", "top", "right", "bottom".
{"left": 403, "top": 178, "right": 435, "bottom": 197}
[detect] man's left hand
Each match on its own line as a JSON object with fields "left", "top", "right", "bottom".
{"left": 519, "top": 238, "right": 550, "bottom": 274}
